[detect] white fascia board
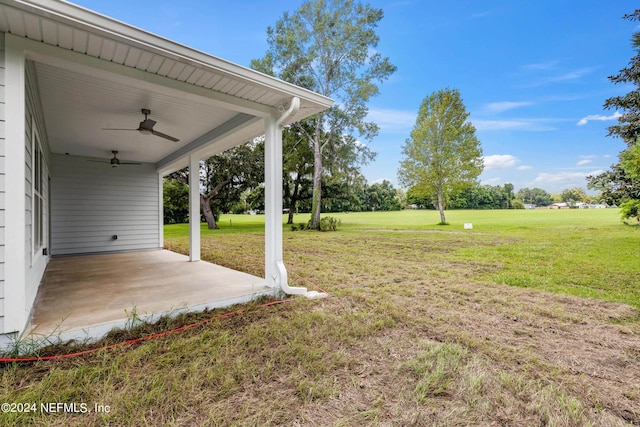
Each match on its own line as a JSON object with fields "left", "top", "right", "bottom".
{"left": 1, "top": 0, "right": 334, "bottom": 111}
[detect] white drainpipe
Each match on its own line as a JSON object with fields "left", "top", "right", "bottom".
{"left": 274, "top": 98, "right": 327, "bottom": 299}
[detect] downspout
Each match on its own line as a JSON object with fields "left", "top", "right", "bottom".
{"left": 274, "top": 97, "right": 326, "bottom": 299}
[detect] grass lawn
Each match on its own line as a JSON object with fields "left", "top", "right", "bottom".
{"left": 2, "top": 209, "right": 639, "bottom": 426}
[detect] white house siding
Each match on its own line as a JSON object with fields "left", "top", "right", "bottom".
{"left": 24, "top": 60, "right": 50, "bottom": 318}
{"left": 0, "top": 33, "right": 5, "bottom": 332}
{"left": 51, "top": 154, "right": 160, "bottom": 255}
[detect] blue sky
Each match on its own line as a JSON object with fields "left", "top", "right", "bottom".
{"left": 72, "top": 0, "right": 636, "bottom": 194}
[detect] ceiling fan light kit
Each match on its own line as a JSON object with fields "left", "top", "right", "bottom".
{"left": 88, "top": 150, "right": 142, "bottom": 167}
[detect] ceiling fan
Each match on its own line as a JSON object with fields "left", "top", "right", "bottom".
{"left": 88, "top": 150, "right": 142, "bottom": 168}
{"left": 102, "top": 109, "right": 179, "bottom": 142}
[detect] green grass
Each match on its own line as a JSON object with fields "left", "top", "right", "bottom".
{"left": 2, "top": 208, "right": 639, "bottom": 426}
{"left": 167, "top": 209, "right": 640, "bottom": 309}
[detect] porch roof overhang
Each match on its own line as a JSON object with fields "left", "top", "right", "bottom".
{"left": 0, "top": 0, "right": 333, "bottom": 173}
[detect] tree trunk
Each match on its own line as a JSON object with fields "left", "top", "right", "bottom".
{"left": 287, "top": 179, "right": 300, "bottom": 225}
{"left": 201, "top": 195, "right": 218, "bottom": 229}
{"left": 310, "top": 141, "right": 323, "bottom": 230}
{"left": 437, "top": 188, "right": 446, "bottom": 224}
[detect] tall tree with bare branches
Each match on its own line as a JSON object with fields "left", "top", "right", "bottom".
{"left": 251, "top": 0, "right": 395, "bottom": 229}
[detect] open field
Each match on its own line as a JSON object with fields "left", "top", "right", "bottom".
{"left": 2, "top": 209, "right": 639, "bottom": 426}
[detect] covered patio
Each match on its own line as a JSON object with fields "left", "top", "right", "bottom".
{"left": 0, "top": 0, "right": 332, "bottom": 346}
{"left": 26, "top": 250, "right": 273, "bottom": 343}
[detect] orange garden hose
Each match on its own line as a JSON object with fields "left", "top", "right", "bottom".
{"left": 0, "top": 298, "right": 296, "bottom": 363}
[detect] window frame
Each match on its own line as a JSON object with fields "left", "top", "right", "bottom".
{"left": 32, "top": 117, "right": 45, "bottom": 257}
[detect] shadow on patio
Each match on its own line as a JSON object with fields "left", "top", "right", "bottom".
{"left": 25, "top": 250, "right": 273, "bottom": 343}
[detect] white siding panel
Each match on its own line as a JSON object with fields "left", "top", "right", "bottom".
{"left": 51, "top": 154, "right": 160, "bottom": 255}
{"left": 0, "top": 33, "right": 5, "bottom": 332}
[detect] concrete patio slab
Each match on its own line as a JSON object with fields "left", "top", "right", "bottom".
{"left": 24, "top": 250, "right": 273, "bottom": 344}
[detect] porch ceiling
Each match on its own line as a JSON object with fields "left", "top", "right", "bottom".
{"left": 34, "top": 60, "right": 241, "bottom": 164}
{"left": 0, "top": 0, "right": 333, "bottom": 170}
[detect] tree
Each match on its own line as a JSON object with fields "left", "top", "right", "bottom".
{"left": 282, "top": 122, "right": 315, "bottom": 224}
{"left": 588, "top": 164, "right": 640, "bottom": 205}
{"left": 603, "top": 10, "right": 640, "bottom": 144}
{"left": 448, "top": 185, "right": 494, "bottom": 209}
{"left": 281, "top": 120, "right": 375, "bottom": 221}
{"left": 620, "top": 199, "right": 640, "bottom": 224}
{"left": 163, "top": 178, "right": 189, "bottom": 224}
{"left": 511, "top": 199, "right": 525, "bottom": 209}
{"left": 560, "top": 187, "right": 588, "bottom": 206}
{"left": 446, "top": 183, "right": 516, "bottom": 210}
{"left": 405, "top": 186, "right": 432, "bottom": 209}
{"left": 398, "top": 88, "right": 484, "bottom": 224}
{"left": 251, "top": 0, "right": 396, "bottom": 229}
{"left": 620, "top": 143, "right": 640, "bottom": 180}
{"left": 364, "top": 180, "right": 402, "bottom": 211}
{"left": 504, "top": 183, "right": 514, "bottom": 209}
{"left": 588, "top": 9, "right": 640, "bottom": 208}
{"left": 516, "top": 187, "right": 553, "bottom": 206}
{"left": 169, "top": 143, "right": 263, "bottom": 229}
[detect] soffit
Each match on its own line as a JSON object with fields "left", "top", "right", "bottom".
{"left": 0, "top": 0, "right": 333, "bottom": 165}
{"left": 0, "top": 0, "right": 331, "bottom": 120}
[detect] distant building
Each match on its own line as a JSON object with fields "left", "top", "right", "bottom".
{"left": 577, "top": 203, "right": 607, "bottom": 209}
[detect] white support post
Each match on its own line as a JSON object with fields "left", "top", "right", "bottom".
{"left": 263, "top": 115, "right": 282, "bottom": 288}
{"left": 188, "top": 154, "right": 200, "bottom": 262}
{"left": 158, "top": 173, "right": 164, "bottom": 249}
{"left": 264, "top": 106, "right": 307, "bottom": 295}
{"left": 4, "top": 36, "right": 27, "bottom": 333}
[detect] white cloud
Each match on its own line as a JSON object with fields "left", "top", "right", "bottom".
{"left": 546, "top": 67, "right": 594, "bottom": 83}
{"left": 371, "top": 177, "right": 392, "bottom": 185}
{"left": 522, "top": 67, "right": 595, "bottom": 88}
{"left": 517, "top": 165, "right": 534, "bottom": 171}
{"left": 482, "top": 177, "right": 502, "bottom": 185}
{"left": 576, "top": 159, "right": 592, "bottom": 166}
{"left": 483, "top": 154, "right": 519, "bottom": 170}
{"left": 577, "top": 111, "right": 622, "bottom": 126}
{"left": 473, "top": 119, "right": 558, "bottom": 132}
{"left": 522, "top": 60, "right": 561, "bottom": 71}
{"left": 533, "top": 169, "right": 604, "bottom": 185}
{"left": 603, "top": 154, "right": 611, "bottom": 158}
{"left": 484, "top": 101, "right": 533, "bottom": 113}
{"left": 367, "top": 108, "right": 416, "bottom": 132}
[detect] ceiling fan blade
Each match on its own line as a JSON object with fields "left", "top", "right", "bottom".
{"left": 102, "top": 128, "right": 138, "bottom": 131}
{"left": 87, "top": 159, "right": 110, "bottom": 163}
{"left": 120, "top": 161, "right": 143, "bottom": 165}
{"left": 151, "top": 129, "right": 179, "bottom": 142}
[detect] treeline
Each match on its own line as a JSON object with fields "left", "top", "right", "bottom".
{"left": 162, "top": 137, "right": 404, "bottom": 226}
{"left": 163, "top": 138, "right": 598, "bottom": 226}
{"left": 164, "top": 174, "right": 403, "bottom": 225}
{"left": 406, "top": 183, "right": 597, "bottom": 210}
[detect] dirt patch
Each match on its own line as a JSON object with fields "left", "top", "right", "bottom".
{"left": 389, "top": 280, "right": 640, "bottom": 424}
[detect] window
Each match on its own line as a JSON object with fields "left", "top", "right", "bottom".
{"left": 32, "top": 121, "right": 45, "bottom": 255}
